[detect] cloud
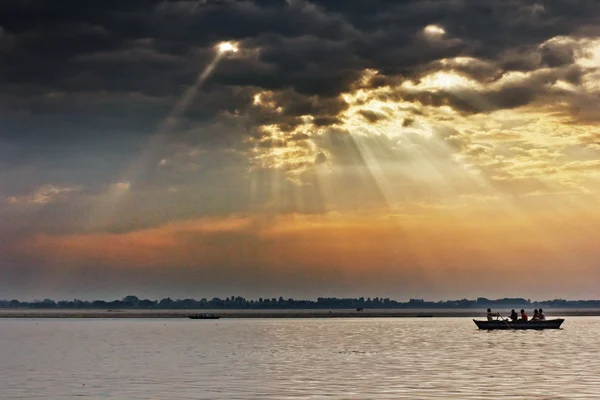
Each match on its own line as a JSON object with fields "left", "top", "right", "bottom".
{"left": 6, "top": 184, "right": 80, "bottom": 205}
{"left": 562, "top": 159, "right": 600, "bottom": 172}
{"left": 3, "top": 0, "right": 600, "bottom": 156}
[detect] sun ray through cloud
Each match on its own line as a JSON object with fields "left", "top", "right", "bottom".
{"left": 88, "top": 41, "right": 240, "bottom": 228}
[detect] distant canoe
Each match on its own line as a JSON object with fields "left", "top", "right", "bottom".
{"left": 188, "top": 313, "right": 220, "bottom": 320}
{"left": 473, "top": 319, "right": 564, "bottom": 330}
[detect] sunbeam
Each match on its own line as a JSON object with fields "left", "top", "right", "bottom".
{"left": 89, "top": 41, "right": 240, "bottom": 228}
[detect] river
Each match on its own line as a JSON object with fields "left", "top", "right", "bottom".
{"left": 1, "top": 317, "right": 598, "bottom": 399}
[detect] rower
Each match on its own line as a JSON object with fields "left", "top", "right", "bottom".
{"left": 509, "top": 309, "right": 518, "bottom": 321}
{"left": 486, "top": 308, "right": 500, "bottom": 321}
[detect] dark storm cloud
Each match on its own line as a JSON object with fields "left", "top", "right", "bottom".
{"left": 2, "top": 1, "right": 599, "bottom": 111}
{"left": 244, "top": 89, "right": 348, "bottom": 130}
{"left": 540, "top": 39, "right": 577, "bottom": 67}
{"left": 401, "top": 85, "right": 540, "bottom": 114}
{"left": 2, "top": 0, "right": 600, "bottom": 191}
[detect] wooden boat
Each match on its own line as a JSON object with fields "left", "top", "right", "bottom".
{"left": 473, "top": 318, "right": 564, "bottom": 330}
{"left": 188, "top": 313, "right": 220, "bottom": 320}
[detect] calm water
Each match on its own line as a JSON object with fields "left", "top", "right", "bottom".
{"left": 1, "top": 317, "right": 599, "bottom": 399}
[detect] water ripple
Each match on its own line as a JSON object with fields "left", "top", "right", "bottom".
{"left": 1, "top": 317, "right": 599, "bottom": 399}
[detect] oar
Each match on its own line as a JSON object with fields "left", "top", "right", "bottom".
{"left": 497, "top": 314, "right": 514, "bottom": 330}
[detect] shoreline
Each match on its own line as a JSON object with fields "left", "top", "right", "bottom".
{"left": 2, "top": 308, "right": 600, "bottom": 318}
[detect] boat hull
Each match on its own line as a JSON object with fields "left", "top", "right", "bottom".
{"left": 188, "top": 315, "right": 220, "bottom": 320}
{"left": 473, "top": 319, "right": 564, "bottom": 330}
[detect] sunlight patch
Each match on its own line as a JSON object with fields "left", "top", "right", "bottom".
{"left": 403, "top": 71, "right": 481, "bottom": 91}
{"left": 423, "top": 24, "right": 446, "bottom": 38}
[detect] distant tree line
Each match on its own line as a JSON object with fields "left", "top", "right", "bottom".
{"left": 1, "top": 296, "right": 600, "bottom": 309}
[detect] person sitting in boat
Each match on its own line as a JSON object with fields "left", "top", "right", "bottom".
{"left": 531, "top": 309, "right": 540, "bottom": 321}
{"left": 486, "top": 308, "right": 500, "bottom": 321}
{"left": 520, "top": 309, "right": 528, "bottom": 321}
{"left": 538, "top": 308, "right": 546, "bottom": 320}
{"left": 510, "top": 309, "right": 518, "bottom": 321}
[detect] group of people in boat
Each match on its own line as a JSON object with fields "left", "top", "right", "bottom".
{"left": 487, "top": 308, "right": 546, "bottom": 322}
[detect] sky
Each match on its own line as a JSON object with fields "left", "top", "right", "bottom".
{"left": 1, "top": 0, "right": 600, "bottom": 301}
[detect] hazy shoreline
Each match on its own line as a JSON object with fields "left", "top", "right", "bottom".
{"left": 2, "top": 308, "right": 600, "bottom": 318}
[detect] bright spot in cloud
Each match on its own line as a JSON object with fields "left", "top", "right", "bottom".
{"left": 424, "top": 25, "right": 445, "bottom": 37}
{"left": 217, "top": 41, "right": 239, "bottom": 54}
{"left": 403, "top": 71, "right": 480, "bottom": 91}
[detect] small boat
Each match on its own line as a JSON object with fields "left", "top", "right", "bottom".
{"left": 188, "top": 313, "right": 220, "bottom": 320}
{"left": 473, "top": 318, "right": 564, "bottom": 330}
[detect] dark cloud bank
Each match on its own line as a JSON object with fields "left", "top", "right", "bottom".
{"left": 2, "top": 0, "right": 599, "bottom": 142}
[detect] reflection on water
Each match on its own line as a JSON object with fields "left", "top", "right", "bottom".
{"left": 1, "top": 317, "right": 599, "bottom": 399}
